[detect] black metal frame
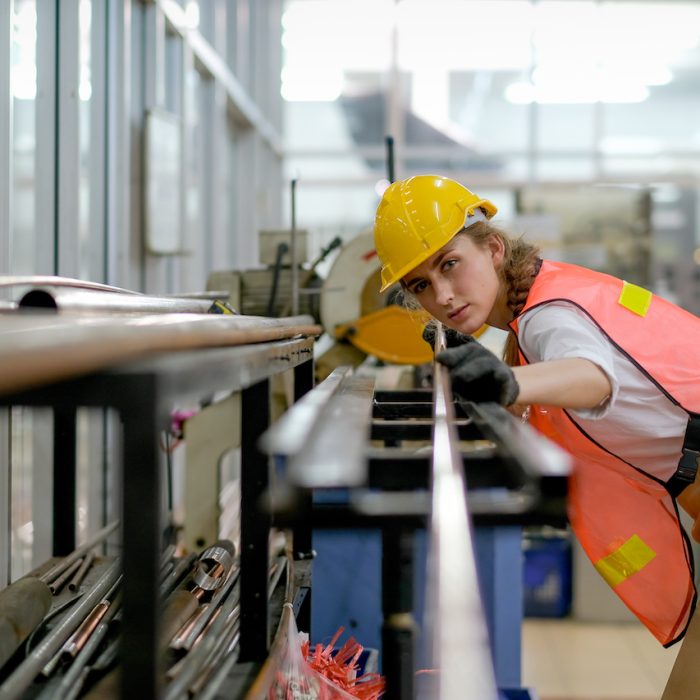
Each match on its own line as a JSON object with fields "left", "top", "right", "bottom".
{"left": 0, "top": 337, "right": 315, "bottom": 699}
{"left": 263, "top": 374, "right": 570, "bottom": 700}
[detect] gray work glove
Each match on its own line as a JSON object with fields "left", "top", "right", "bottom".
{"left": 422, "top": 325, "right": 471, "bottom": 350}
{"left": 436, "top": 339, "right": 520, "bottom": 406}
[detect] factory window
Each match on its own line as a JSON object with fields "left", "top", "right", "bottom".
{"left": 282, "top": 0, "right": 700, "bottom": 185}
{"left": 11, "top": 0, "right": 37, "bottom": 274}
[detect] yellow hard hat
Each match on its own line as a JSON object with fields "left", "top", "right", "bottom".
{"left": 374, "top": 175, "right": 497, "bottom": 292}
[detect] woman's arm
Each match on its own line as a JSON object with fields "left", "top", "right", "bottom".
{"left": 512, "top": 358, "right": 612, "bottom": 410}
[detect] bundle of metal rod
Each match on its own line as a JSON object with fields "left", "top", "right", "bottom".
{"left": 163, "top": 588, "right": 244, "bottom": 700}
{"left": 0, "top": 561, "right": 120, "bottom": 700}
{"left": 38, "top": 591, "right": 122, "bottom": 700}
{"left": 77, "top": 543, "right": 241, "bottom": 699}
{"left": 67, "top": 551, "right": 96, "bottom": 592}
{"left": 187, "top": 606, "right": 241, "bottom": 697}
{"left": 169, "top": 562, "right": 240, "bottom": 653}
{"left": 165, "top": 541, "right": 236, "bottom": 647}
{"left": 170, "top": 548, "right": 292, "bottom": 699}
{"left": 40, "top": 577, "right": 123, "bottom": 679}
{"left": 38, "top": 520, "right": 119, "bottom": 589}
{"left": 59, "top": 577, "right": 122, "bottom": 664}
{"left": 48, "top": 559, "right": 84, "bottom": 596}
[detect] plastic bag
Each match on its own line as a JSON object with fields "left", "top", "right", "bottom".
{"left": 251, "top": 605, "right": 384, "bottom": 700}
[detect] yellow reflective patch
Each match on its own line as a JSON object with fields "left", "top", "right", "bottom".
{"left": 618, "top": 282, "right": 652, "bottom": 317}
{"left": 594, "top": 534, "right": 656, "bottom": 588}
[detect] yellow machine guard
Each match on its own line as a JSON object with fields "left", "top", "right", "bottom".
{"left": 335, "top": 306, "right": 433, "bottom": 366}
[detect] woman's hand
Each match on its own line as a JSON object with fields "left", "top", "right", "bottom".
{"left": 436, "top": 341, "right": 520, "bottom": 406}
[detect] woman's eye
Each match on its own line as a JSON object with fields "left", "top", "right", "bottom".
{"left": 413, "top": 280, "right": 428, "bottom": 294}
{"left": 442, "top": 259, "right": 457, "bottom": 272}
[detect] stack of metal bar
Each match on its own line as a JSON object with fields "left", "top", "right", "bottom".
{"left": 0, "top": 530, "right": 292, "bottom": 700}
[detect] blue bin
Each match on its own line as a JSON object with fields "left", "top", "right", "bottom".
{"left": 500, "top": 690, "right": 540, "bottom": 700}
{"left": 522, "top": 535, "right": 572, "bottom": 618}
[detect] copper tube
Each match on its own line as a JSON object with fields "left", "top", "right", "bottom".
{"left": 170, "top": 604, "right": 210, "bottom": 650}
{"left": 67, "top": 551, "right": 95, "bottom": 592}
{"left": 60, "top": 601, "right": 110, "bottom": 661}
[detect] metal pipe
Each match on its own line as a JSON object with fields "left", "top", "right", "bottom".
{"left": 170, "top": 603, "right": 211, "bottom": 651}
{"left": 169, "top": 544, "right": 239, "bottom": 653}
{"left": 187, "top": 612, "right": 241, "bottom": 696}
{"left": 160, "top": 553, "right": 197, "bottom": 598}
{"left": 67, "top": 551, "right": 95, "bottom": 592}
{"left": 162, "top": 578, "right": 242, "bottom": 700}
{"left": 48, "top": 559, "right": 84, "bottom": 595}
{"left": 18, "top": 287, "right": 216, "bottom": 314}
{"left": 0, "top": 577, "right": 53, "bottom": 668}
{"left": 60, "top": 601, "right": 109, "bottom": 662}
{"left": 39, "top": 520, "right": 119, "bottom": 585}
{"left": 193, "top": 626, "right": 242, "bottom": 700}
{"left": 60, "top": 578, "right": 121, "bottom": 662}
{"left": 0, "top": 275, "right": 141, "bottom": 295}
{"left": 52, "top": 595, "right": 122, "bottom": 700}
{"left": 0, "top": 314, "right": 320, "bottom": 398}
{"left": 160, "top": 560, "right": 174, "bottom": 583}
{"left": 160, "top": 544, "right": 177, "bottom": 570}
{"left": 0, "top": 560, "right": 121, "bottom": 700}
{"left": 174, "top": 566, "right": 239, "bottom": 652}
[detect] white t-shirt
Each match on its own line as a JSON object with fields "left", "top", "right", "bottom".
{"left": 518, "top": 301, "right": 687, "bottom": 482}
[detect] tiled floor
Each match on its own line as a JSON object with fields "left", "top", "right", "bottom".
{"left": 522, "top": 619, "right": 680, "bottom": 700}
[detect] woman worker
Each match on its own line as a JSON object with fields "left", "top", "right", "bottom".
{"left": 373, "top": 174, "right": 700, "bottom": 647}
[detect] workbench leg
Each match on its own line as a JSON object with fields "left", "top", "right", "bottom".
{"left": 382, "top": 527, "right": 416, "bottom": 700}
{"left": 293, "top": 358, "right": 314, "bottom": 632}
{"left": 53, "top": 407, "right": 77, "bottom": 555}
{"left": 239, "top": 378, "right": 271, "bottom": 662}
{"left": 120, "top": 395, "right": 162, "bottom": 699}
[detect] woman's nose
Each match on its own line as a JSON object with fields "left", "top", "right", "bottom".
{"left": 433, "top": 279, "right": 453, "bottom": 306}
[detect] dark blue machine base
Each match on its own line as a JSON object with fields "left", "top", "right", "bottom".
{"left": 311, "top": 526, "right": 523, "bottom": 688}
{"left": 500, "top": 690, "right": 539, "bottom": 700}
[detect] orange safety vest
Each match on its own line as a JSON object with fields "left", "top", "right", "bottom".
{"left": 509, "top": 260, "right": 698, "bottom": 646}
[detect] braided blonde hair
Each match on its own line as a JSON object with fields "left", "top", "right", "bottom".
{"left": 398, "top": 221, "right": 541, "bottom": 366}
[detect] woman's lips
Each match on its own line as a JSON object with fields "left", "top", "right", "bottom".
{"left": 448, "top": 304, "right": 469, "bottom": 321}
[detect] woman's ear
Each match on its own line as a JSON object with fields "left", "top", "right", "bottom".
{"left": 488, "top": 234, "right": 506, "bottom": 267}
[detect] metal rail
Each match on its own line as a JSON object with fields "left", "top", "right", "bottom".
{"left": 424, "top": 325, "right": 498, "bottom": 700}
{"left": 259, "top": 366, "right": 375, "bottom": 487}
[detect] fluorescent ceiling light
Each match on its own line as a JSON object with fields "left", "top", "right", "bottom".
{"left": 599, "top": 136, "right": 662, "bottom": 155}
{"left": 505, "top": 79, "right": 649, "bottom": 104}
{"left": 281, "top": 65, "right": 343, "bottom": 102}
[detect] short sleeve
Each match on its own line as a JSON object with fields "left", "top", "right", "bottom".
{"left": 518, "top": 301, "right": 619, "bottom": 419}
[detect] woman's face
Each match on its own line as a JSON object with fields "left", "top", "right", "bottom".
{"left": 402, "top": 232, "right": 508, "bottom": 333}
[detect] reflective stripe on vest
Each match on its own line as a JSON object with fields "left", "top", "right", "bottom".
{"left": 510, "top": 261, "right": 697, "bottom": 646}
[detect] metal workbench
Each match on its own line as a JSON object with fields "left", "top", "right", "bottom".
{"left": 0, "top": 312, "right": 320, "bottom": 699}
{"left": 0, "top": 313, "right": 570, "bottom": 700}
{"left": 260, "top": 332, "right": 571, "bottom": 700}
